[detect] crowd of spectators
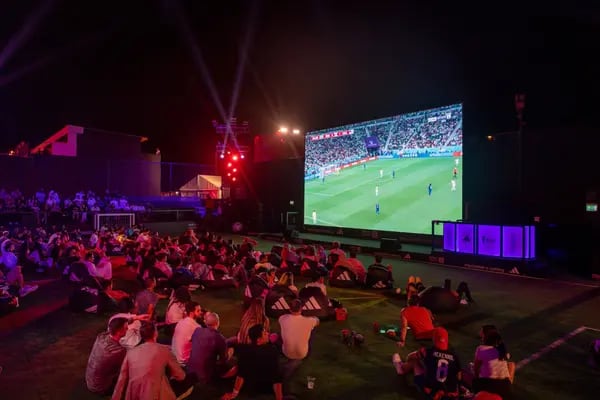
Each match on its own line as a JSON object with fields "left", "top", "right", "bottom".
{"left": 0, "top": 188, "right": 146, "bottom": 223}
{"left": 304, "top": 105, "right": 462, "bottom": 176}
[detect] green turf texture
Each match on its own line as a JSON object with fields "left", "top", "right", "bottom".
{"left": 1, "top": 237, "right": 600, "bottom": 399}
{"left": 304, "top": 158, "right": 462, "bottom": 234}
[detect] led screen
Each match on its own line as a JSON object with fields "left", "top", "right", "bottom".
{"left": 477, "top": 224, "right": 501, "bottom": 257}
{"left": 304, "top": 104, "right": 463, "bottom": 234}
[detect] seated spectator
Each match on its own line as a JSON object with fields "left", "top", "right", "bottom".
{"left": 108, "top": 305, "right": 150, "bottom": 349}
{"left": 304, "top": 273, "right": 327, "bottom": 296}
{"left": 112, "top": 321, "right": 193, "bottom": 400}
{"left": 254, "top": 253, "right": 275, "bottom": 273}
{"left": 222, "top": 324, "right": 283, "bottom": 400}
{"left": 95, "top": 255, "right": 113, "bottom": 282}
{"left": 398, "top": 296, "right": 435, "bottom": 346}
{"left": 5, "top": 265, "right": 38, "bottom": 299}
{"left": 329, "top": 241, "right": 346, "bottom": 259}
{"left": 237, "top": 298, "right": 270, "bottom": 345}
{"left": 187, "top": 312, "right": 236, "bottom": 384}
{"left": 393, "top": 327, "right": 462, "bottom": 398}
{"left": 278, "top": 299, "right": 319, "bottom": 380}
{"left": 154, "top": 252, "right": 173, "bottom": 279}
{"left": 345, "top": 249, "right": 366, "bottom": 283}
{"left": 164, "top": 286, "right": 192, "bottom": 334}
{"left": 275, "top": 272, "right": 298, "bottom": 295}
{"left": 85, "top": 317, "right": 128, "bottom": 395}
{"left": 172, "top": 301, "right": 202, "bottom": 366}
{"left": 82, "top": 252, "right": 99, "bottom": 278}
{"left": 135, "top": 277, "right": 166, "bottom": 318}
{"left": 473, "top": 327, "right": 513, "bottom": 399}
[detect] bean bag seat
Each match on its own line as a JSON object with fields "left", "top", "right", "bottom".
{"left": 265, "top": 286, "right": 299, "bottom": 318}
{"left": 329, "top": 265, "right": 360, "bottom": 288}
{"left": 365, "top": 265, "right": 394, "bottom": 290}
{"left": 201, "top": 264, "right": 236, "bottom": 289}
{"left": 298, "top": 286, "right": 336, "bottom": 320}
{"left": 243, "top": 274, "right": 270, "bottom": 305}
{"left": 418, "top": 286, "right": 459, "bottom": 313}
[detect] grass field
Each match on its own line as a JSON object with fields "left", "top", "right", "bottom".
{"left": 1, "top": 236, "right": 600, "bottom": 399}
{"left": 304, "top": 157, "right": 462, "bottom": 234}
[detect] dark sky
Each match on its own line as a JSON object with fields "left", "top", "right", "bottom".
{"left": 0, "top": 0, "right": 597, "bottom": 162}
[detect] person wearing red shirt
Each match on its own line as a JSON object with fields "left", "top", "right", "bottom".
{"left": 398, "top": 295, "right": 435, "bottom": 347}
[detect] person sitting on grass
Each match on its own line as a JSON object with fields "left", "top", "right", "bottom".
{"left": 187, "top": 312, "right": 237, "bottom": 385}
{"left": 393, "top": 327, "right": 462, "bottom": 399}
{"left": 221, "top": 324, "right": 283, "bottom": 400}
{"left": 112, "top": 321, "right": 193, "bottom": 400}
{"left": 172, "top": 301, "right": 203, "bottom": 366}
{"left": 85, "top": 317, "right": 128, "bottom": 395}
{"left": 472, "top": 327, "right": 514, "bottom": 399}
{"left": 237, "top": 298, "right": 271, "bottom": 345}
{"left": 134, "top": 277, "right": 168, "bottom": 319}
{"left": 398, "top": 295, "right": 435, "bottom": 347}
{"left": 278, "top": 299, "right": 319, "bottom": 382}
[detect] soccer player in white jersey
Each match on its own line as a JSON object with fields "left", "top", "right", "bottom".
{"left": 312, "top": 210, "right": 317, "bottom": 224}
{"left": 375, "top": 185, "right": 379, "bottom": 197}
{"left": 379, "top": 168, "right": 384, "bottom": 178}
{"left": 451, "top": 179, "right": 457, "bottom": 191}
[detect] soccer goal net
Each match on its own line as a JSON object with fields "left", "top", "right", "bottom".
{"left": 94, "top": 213, "right": 136, "bottom": 231}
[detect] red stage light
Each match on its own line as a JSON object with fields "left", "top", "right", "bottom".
{"left": 227, "top": 173, "right": 231, "bottom": 177}
{"left": 227, "top": 162, "right": 232, "bottom": 167}
{"left": 232, "top": 155, "right": 238, "bottom": 161}
{"left": 233, "top": 168, "right": 237, "bottom": 172}
{"left": 232, "top": 177, "right": 237, "bottom": 182}
{"left": 240, "top": 154, "right": 245, "bottom": 159}
{"left": 219, "top": 154, "right": 225, "bottom": 159}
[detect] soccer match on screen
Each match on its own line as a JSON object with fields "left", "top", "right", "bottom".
{"left": 304, "top": 104, "right": 463, "bottom": 234}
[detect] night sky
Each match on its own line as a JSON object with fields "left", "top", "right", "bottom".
{"left": 0, "top": 0, "right": 597, "bottom": 163}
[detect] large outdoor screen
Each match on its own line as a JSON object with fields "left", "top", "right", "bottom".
{"left": 304, "top": 103, "right": 463, "bottom": 235}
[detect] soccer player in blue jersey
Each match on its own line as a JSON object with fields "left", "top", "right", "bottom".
{"left": 375, "top": 202, "right": 380, "bottom": 216}
{"left": 428, "top": 183, "right": 432, "bottom": 196}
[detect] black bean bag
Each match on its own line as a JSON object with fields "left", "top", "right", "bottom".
{"left": 265, "top": 286, "right": 299, "bottom": 318}
{"left": 329, "top": 265, "right": 360, "bottom": 288}
{"left": 418, "top": 286, "right": 459, "bottom": 313}
{"left": 201, "top": 265, "right": 236, "bottom": 289}
{"left": 243, "top": 274, "right": 270, "bottom": 305}
{"left": 298, "top": 286, "right": 336, "bottom": 320}
{"left": 365, "top": 265, "right": 394, "bottom": 290}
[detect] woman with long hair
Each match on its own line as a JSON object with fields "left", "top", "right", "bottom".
{"left": 473, "top": 326, "right": 513, "bottom": 399}
{"left": 237, "top": 298, "right": 270, "bottom": 345}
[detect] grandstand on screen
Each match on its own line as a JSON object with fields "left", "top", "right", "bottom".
{"left": 304, "top": 104, "right": 462, "bottom": 179}
{"left": 303, "top": 104, "right": 463, "bottom": 235}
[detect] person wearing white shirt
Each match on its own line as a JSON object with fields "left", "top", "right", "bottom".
{"left": 82, "top": 252, "right": 98, "bottom": 277}
{"left": 95, "top": 257, "right": 113, "bottom": 281}
{"left": 172, "top": 301, "right": 202, "bottom": 366}
{"left": 279, "top": 299, "right": 319, "bottom": 361}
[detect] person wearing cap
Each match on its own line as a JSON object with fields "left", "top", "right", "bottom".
{"left": 393, "top": 327, "right": 462, "bottom": 398}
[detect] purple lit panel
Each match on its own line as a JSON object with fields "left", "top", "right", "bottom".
{"left": 502, "top": 226, "right": 523, "bottom": 258}
{"left": 456, "top": 224, "right": 474, "bottom": 254}
{"left": 443, "top": 223, "right": 456, "bottom": 251}
{"left": 529, "top": 226, "right": 536, "bottom": 258}
{"left": 477, "top": 224, "right": 501, "bottom": 256}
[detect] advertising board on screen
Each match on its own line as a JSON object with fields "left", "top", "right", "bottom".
{"left": 304, "top": 104, "right": 463, "bottom": 235}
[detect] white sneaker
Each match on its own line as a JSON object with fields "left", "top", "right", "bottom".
{"left": 392, "top": 353, "right": 404, "bottom": 375}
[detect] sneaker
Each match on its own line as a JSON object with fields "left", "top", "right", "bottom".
{"left": 175, "top": 385, "right": 193, "bottom": 400}
{"left": 392, "top": 353, "right": 404, "bottom": 375}
{"left": 460, "top": 299, "right": 468, "bottom": 305}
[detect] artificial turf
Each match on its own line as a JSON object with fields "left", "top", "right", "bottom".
{"left": 1, "top": 236, "right": 599, "bottom": 399}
